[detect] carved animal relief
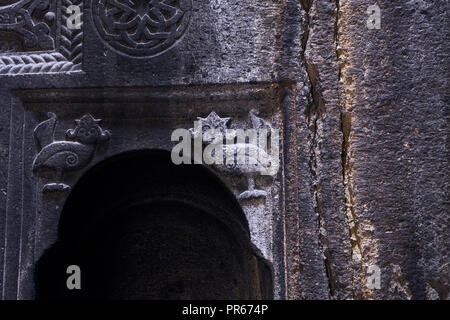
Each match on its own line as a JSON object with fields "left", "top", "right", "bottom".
{"left": 33, "top": 113, "right": 111, "bottom": 192}
{"left": 189, "top": 110, "right": 277, "bottom": 200}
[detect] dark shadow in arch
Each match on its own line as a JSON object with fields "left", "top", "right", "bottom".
{"left": 35, "top": 149, "right": 273, "bottom": 299}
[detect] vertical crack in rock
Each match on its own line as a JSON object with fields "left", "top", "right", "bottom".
{"left": 300, "top": 0, "right": 334, "bottom": 298}
{"left": 335, "top": 0, "right": 364, "bottom": 299}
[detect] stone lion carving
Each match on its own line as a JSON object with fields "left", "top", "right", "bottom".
{"left": 189, "top": 110, "right": 276, "bottom": 200}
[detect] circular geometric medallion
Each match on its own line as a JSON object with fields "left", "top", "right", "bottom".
{"left": 91, "top": 0, "right": 192, "bottom": 58}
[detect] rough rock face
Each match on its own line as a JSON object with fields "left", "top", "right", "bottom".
{"left": 301, "top": 0, "right": 449, "bottom": 299}
{"left": 0, "top": 0, "right": 448, "bottom": 300}
{"left": 342, "top": 0, "right": 449, "bottom": 300}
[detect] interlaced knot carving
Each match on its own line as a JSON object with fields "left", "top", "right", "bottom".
{"left": 0, "top": 0, "right": 83, "bottom": 75}
{"left": 0, "top": 0, "right": 56, "bottom": 52}
{"left": 91, "top": 0, "right": 192, "bottom": 58}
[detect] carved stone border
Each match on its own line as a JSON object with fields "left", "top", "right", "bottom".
{"left": 3, "top": 83, "right": 291, "bottom": 299}
{"left": 0, "top": 0, "right": 83, "bottom": 75}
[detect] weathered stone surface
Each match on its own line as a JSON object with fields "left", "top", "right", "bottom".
{"left": 0, "top": 0, "right": 448, "bottom": 300}
{"left": 335, "top": 0, "right": 449, "bottom": 299}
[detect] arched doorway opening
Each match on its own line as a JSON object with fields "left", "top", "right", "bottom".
{"left": 35, "top": 150, "right": 273, "bottom": 299}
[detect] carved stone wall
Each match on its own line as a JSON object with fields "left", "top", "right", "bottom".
{"left": 2, "top": 83, "right": 292, "bottom": 299}
{"left": 0, "top": 0, "right": 83, "bottom": 74}
{"left": 0, "top": 0, "right": 448, "bottom": 300}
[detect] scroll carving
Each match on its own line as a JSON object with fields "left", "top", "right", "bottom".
{"left": 0, "top": 0, "right": 83, "bottom": 75}
{"left": 32, "top": 113, "right": 111, "bottom": 192}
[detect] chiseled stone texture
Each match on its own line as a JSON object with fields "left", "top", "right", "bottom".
{"left": 336, "top": 0, "right": 449, "bottom": 299}
{"left": 297, "top": 0, "right": 449, "bottom": 300}
{"left": 0, "top": 0, "right": 448, "bottom": 300}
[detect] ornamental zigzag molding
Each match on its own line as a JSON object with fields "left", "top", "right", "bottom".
{"left": 0, "top": 0, "right": 83, "bottom": 75}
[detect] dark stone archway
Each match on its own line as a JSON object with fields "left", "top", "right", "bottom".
{"left": 34, "top": 150, "right": 273, "bottom": 299}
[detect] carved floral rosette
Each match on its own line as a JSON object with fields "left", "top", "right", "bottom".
{"left": 91, "top": 0, "right": 192, "bottom": 58}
